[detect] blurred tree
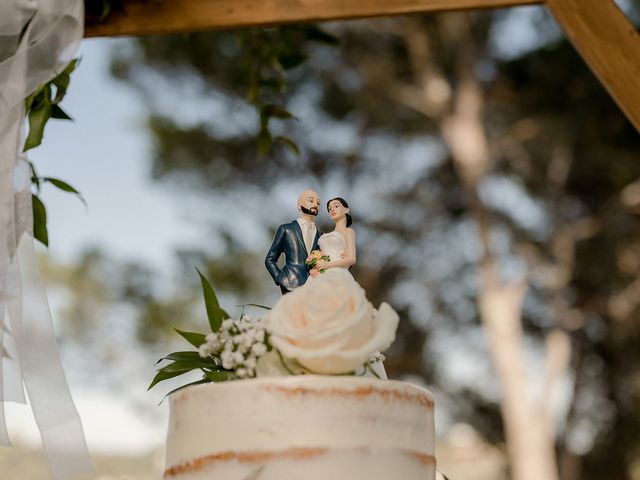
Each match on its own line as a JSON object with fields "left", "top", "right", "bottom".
{"left": 47, "top": 5, "right": 638, "bottom": 480}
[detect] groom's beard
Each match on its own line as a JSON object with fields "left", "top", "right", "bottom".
{"left": 301, "top": 206, "right": 318, "bottom": 216}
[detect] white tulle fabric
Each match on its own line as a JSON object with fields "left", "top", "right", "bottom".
{"left": 0, "top": 1, "right": 93, "bottom": 478}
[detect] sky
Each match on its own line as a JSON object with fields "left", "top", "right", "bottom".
{"left": 29, "top": 39, "right": 206, "bottom": 273}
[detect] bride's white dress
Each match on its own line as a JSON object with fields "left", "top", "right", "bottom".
{"left": 309, "top": 231, "right": 388, "bottom": 380}
{"left": 316, "top": 231, "right": 354, "bottom": 280}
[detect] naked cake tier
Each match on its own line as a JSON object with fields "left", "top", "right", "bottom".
{"left": 164, "top": 375, "right": 435, "bottom": 480}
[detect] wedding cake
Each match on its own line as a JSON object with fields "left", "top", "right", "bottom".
{"left": 158, "top": 271, "right": 435, "bottom": 479}
{"left": 164, "top": 376, "right": 435, "bottom": 479}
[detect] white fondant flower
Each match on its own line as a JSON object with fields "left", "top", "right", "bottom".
{"left": 266, "top": 270, "right": 399, "bottom": 374}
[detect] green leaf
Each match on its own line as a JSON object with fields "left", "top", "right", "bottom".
{"left": 203, "top": 370, "right": 236, "bottom": 382}
{"left": 41, "top": 177, "right": 87, "bottom": 207}
{"left": 148, "top": 368, "right": 191, "bottom": 391}
{"left": 30, "top": 162, "right": 41, "bottom": 192}
{"left": 257, "top": 128, "right": 272, "bottom": 156}
{"left": 259, "top": 78, "right": 284, "bottom": 91}
{"left": 24, "top": 85, "right": 44, "bottom": 113}
{"left": 279, "top": 52, "right": 308, "bottom": 70}
{"left": 196, "top": 268, "right": 225, "bottom": 332}
{"left": 64, "top": 58, "right": 80, "bottom": 74}
{"left": 50, "top": 104, "right": 72, "bottom": 120}
{"left": 274, "top": 136, "right": 300, "bottom": 156}
{"left": 32, "top": 195, "right": 48, "bottom": 247}
{"left": 302, "top": 26, "right": 340, "bottom": 46}
{"left": 24, "top": 100, "right": 52, "bottom": 152}
{"left": 42, "top": 177, "right": 79, "bottom": 194}
{"left": 52, "top": 59, "right": 79, "bottom": 103}
{"left": 155, "top": 351, "right": 203, "bottom": 365}
{"left": 158, "top": 359, "right": 207, "bottom": 373}
{"left": 159, "top": 379, "right": 209, "bottom": 404}
{"left": 24, "top": 95, "right": 35, "bottom": 114}
{"left": 238, "top": 303, "right": 272, "bottom": 310}
{"left": 174, "top": 328, "right": 206, "bottom": 348}
{"left": 98, "top": 0, "right": 111, "bottom": 22}
{"left": 52, "top": 75, "right": 70, "bottom": 104}
{"left": 262, "top": 104, "right": 296, "bottom": 120}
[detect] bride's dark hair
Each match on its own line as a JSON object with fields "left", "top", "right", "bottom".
{"left": 327, "top": 197, "right": 352, "bottom": 227}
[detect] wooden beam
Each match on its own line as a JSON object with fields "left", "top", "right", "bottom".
{"left": 85, "top": 0, "right": 541, "bottom": 38}
{"left": 545, "top": 0, "right": 640, "bottom": 133}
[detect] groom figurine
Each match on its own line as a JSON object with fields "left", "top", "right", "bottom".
{"left": 265, "top": 189, "right": 322, "bottom": 294}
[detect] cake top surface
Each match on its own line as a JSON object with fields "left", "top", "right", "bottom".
{"left": 170, "top": 374, "right": 434, "bottom": 410}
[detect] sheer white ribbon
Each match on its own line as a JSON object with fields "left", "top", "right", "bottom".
{"left": 0, "top": 0, "right": 93, "bottom": 478}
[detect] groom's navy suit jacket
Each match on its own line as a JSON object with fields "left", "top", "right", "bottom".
{"left": 265, "top": 220, "right": 321, "bottom": 293}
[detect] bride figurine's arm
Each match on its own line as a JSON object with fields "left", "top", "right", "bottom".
{"left": 324, "top": 229, "right": 356, "bottom": 269}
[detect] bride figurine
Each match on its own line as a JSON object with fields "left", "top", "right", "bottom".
{"left": 310, "top": 197, "right": 355, "bottom": 279}
{"left": 310, "top": 197, "right": 388, "bottom": 380}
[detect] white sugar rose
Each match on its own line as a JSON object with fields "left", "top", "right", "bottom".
{"left": 267, "top": 270, "right": 399, "bottom": 374}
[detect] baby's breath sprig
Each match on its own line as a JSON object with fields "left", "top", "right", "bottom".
{"left": 198, "top": 315, "right": 270, "bottom": 379}
{"left": 149, "top": 271, "right": 271, "bottom": 394}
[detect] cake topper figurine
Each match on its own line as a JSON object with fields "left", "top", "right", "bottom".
{"left": 307, "top": 196, "right": 356, "bottom": 279}
{"left": 265, "top": 189, "right": 322, "bottom": 294}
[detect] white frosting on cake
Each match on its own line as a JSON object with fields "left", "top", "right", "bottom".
{"left": 164, "top": 376, "right": 435, "bottom": 479}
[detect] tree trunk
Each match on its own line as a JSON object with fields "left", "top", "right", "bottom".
{"left": 439, "top": 17, "right": 561, "bottom": 480}
{"left": 394, "top": 14, "right": 566, "bottom": 479}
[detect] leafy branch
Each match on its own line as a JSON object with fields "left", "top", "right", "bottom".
{"left": 23, "top": 59, "right": 85, "bottom": 247}
{"left": 24, "top": 59, "right": 78, "bottom": 152}
{"left": 239, "top": 26, "right": 339, "bottom": 156}
{"left": 84, "top": 0, "right": 125, "bottom": 23}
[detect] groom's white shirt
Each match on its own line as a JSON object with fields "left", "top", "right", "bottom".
{"left": 297, "top": 217, "right": 316, "bottom": 253}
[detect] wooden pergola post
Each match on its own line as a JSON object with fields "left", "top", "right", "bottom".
{"left": 545, "top": 0, "right": 640, "bottom": 133}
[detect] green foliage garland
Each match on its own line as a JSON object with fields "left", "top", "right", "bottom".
{"left": 24, "top": 59, "right": 85, "bottom": 247}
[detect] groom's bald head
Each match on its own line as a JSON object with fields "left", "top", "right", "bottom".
{"left": 298, "top": 189, "right": 320, "bottom": 216}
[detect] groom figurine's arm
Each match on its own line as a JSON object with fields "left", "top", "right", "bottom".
{"left": 265, "top": 224, "right": 286, "bottom": 286}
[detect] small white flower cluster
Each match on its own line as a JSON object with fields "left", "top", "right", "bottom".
{"left": 198, "top": 315, "right": 269, "bottom": 379}
{"left": 368, "top": 352, "right": 386, "bottom": 364}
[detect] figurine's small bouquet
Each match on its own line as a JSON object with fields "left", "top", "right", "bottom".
{"left": 305, "top": 249, "right": 330, "bottom": 277}
{"left": 149, "top": 269, "right": 399, "bottom": 398}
